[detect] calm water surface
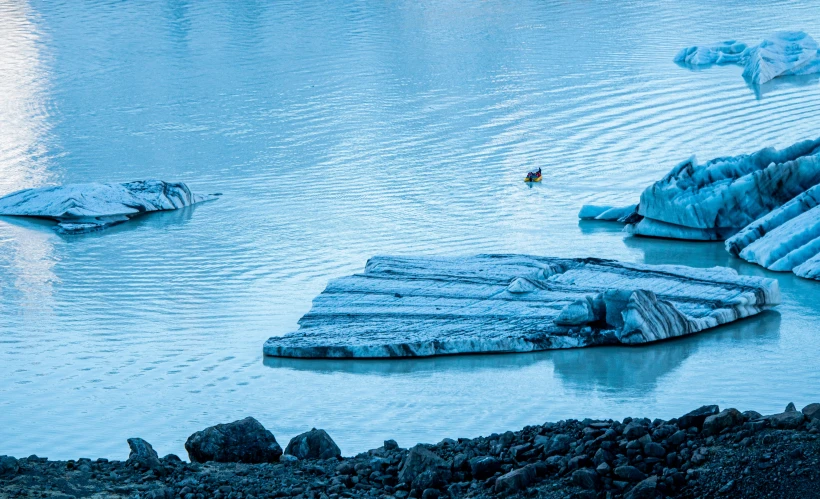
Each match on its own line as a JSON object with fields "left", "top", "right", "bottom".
{"left": 2, "top": 0, "right": 820, "bottom": 459}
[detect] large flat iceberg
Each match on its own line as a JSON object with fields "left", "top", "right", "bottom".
{"left": 675, "top": 31, "right": 820, "bottom": 85}
{"left": 0, "top": 180, "right": 217, "bottom": 233}
{"left": 263, "top": 255, "right": 779, "bottom": 359}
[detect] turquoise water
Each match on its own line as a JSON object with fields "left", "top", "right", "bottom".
{"left": 1, "top": 0, "right": 820, "bottom": 460}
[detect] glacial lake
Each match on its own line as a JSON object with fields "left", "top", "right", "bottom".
{"left": 2, "top": 0, "right": 820, "bottom": 460}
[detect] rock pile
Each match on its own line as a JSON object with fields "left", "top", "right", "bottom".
{"left": 2, "top": 404, "right": 820, "bottom": 498}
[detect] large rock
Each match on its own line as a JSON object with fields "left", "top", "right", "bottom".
{"left": 615, "top": 465, "right": 647, "bottom": 482}
{"left": 572, "top": 468, "right": 600, "bottom": 490}
{"left": 398, "top": 445, "right": 448, "bottom": 485}
{"left": 263, "top": 255, "right": 778, "bottom": 358}
{"left": 469, "top": 456, "right": 501, "bottom": 480}
{"left": 623, "top": 422, "right": 648, "bottom": 440}
{"left": 495, "top": 464, "right": 537, "bottom": 494}
{"left": 0, "top": 180, "right": 218, "bottom": 233}
{"left": 678, "top": 405, "right": 720, "bottom": 430}
{"left": 802, "top": 403, "right": 820, "bottom": 421}
{"left": 675, "top": 31, "right": 820, "bottom": 84}
{"left": 0, "top": 456, "right": 19, "bottom": 477}
{"left": 768, "top": 411, "right": 806, "bottom": 429}
{"left": 284, "top": 428, "right": 341, "bottom": 460}
{"left": 185, "top": 417, "right": 283, "bottom": 464}
{"left": 625, "top": 476, "right": 658, "bottom": 499}
{"left": 702, "top": 408, "right": 743, "bottom": 436}
{"left": 542, "top": 434, "right": 574, "bottom": 457}
{"left": 126, "top": 438, "right": 164, "bottom": 475}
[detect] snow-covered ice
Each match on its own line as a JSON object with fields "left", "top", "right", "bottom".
{"left": 263, "top": 255, "right": 779, "bottom": 358}
{"left": 0, "top": 180, "right": 217, "bottom": 233}
{"left": 675, "top": 31, "right": 820, "bottom": 85}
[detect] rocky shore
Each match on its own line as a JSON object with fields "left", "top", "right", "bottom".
{"left": 3, "top": 403, "right": 820, "bottom": 499}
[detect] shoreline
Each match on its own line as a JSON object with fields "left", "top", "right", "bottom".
{"left": 3, "top": 403, "right": 820, "bottom": 498}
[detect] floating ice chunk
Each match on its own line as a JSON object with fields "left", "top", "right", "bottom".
{"left": 675, "top": 31, "right": 820, "bottom": 85}
{"left": 632, "top": 138, "right": 820, "bottom": 239}
{"left": 578, "top": 204, "right": 637, "bottom": 222}
{"left": 0, "top": 180, "right": 218, "bottom": 233}
{"left": 263, "top": 255, "right": 779, "bottom": 358}
{"left": 743, "top": 32, "right": 820, "bottom": 84}
{"left": 794, "top": 253, "right": 820, "bottom": 279}
{"left": 674, "top": 41, "right": 747, "bottom": 66}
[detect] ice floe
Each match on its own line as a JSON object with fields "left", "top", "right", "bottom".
{"left": 0, "top": 180, "right": 217, "bottom": 233}
{"left": 675, "top": 31, "right": 820, "bottom": 85}
{"left": 263, "top": 255, "right": 779, "bottom": 358}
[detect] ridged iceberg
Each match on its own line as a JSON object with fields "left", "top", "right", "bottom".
{"left": 263, "top": 255, "right": 779, "bottom": 359}
{"left": 0, "top": 180, "right": 217, "bottom": 233}
{"left": 577, "top": 136, "right": 820, "bottom": 280}
{"left": 675, "top": 31, "right": 820, "bottom": 85}
{"left": 631, "top": 138, "right": 820, "bottom": 241}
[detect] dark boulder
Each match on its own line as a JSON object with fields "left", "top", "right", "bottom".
{"left": 495, "top": 464, "right": 537, "bottom": 494}
{"left": 413, "top": 469, "right": 448, "bottom": 491}
{"left": 785, "top": 402, "right": 797, "bottom": 412}
{"left": 285, "top": 428, "right": 341, "bottom": 460}
{"left": 677, "top": 405, "right": 719, "bottom": 429}
{"left": 0, "top": 456, "right": 19, "bottom": 477}
{"left": 644, "top": 442, "right": 666, "bottom": 458}
{"left": 384, "top": 439, "right": 399, "bottom": 451}
{"left": 185, "top": 417, "right": 282, "bottom": 463}
{"left": 625, "top": 476, "right": 658, "bottom": 499}
{"left": 614, "top": 465, "right": 647, "bottom": 482}
{"left": 398, "top": 445, "right": 448, "bottom": 485}
{"left": 702, "top": 408, "right": 743, "bottom": 436}
{"left": 542, "top": 434, "right": 573, "bottom": 456}
{"left": 572, "top": 468, "right": 600, "bottom": 490}
{"left": 469, "top": 456, "right": 501, "bottom": 480}
{"left": 623, "top": 422, "right": 648, "bottom": 440}
{"left": 802, "top": 403, "right": 820, "bottom": 421}
{"left": 768, "top": 411, "right": 805, "bottom": 429}
{"left": 667, "top": 430, "right": 687, "bottom": 447}
{"left": 126, "top": 438, "right": 164, "bottom": 475}
{"left": 742, "top": 410, "right": 762, "bottom": 420}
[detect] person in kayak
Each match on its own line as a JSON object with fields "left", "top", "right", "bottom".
{"left": 527, "top": 167, "right": 541, "bottom": 180}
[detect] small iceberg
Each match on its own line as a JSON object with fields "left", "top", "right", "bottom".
{"left": 0, "top": 180, "right": 218, "bottom": 233}
{"left": 675, "top": 31, "right": 820, "bottom": 85}
{"left": 263, "top": 255, "right": 779, "bottom": 358}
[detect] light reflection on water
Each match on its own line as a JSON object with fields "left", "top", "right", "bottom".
{"left": 1, "top": 0, "right": 820, "bottom": 460}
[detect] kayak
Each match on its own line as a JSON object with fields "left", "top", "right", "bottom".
{"left": 524, "top": 175, "right": 542, "bottom": 182}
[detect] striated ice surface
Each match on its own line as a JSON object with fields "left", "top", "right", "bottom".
{"left": 263, "top": 255, "right": 779, "bottom": 358}
{"left": 632, "top": 138, "right": 820, "bottom": 240}
{"left": 0, "top": 180, "right": 218, "bottom": 233}
{"left": 675, "top": 31, "right": 820, "bottom": 85}
{"left": 726, "top": 184, "right": 820, "bottom": 277}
